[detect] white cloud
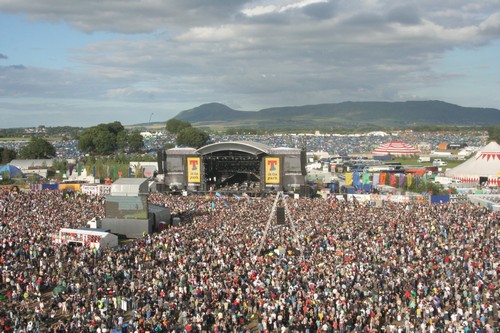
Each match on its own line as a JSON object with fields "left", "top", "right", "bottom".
{"left": 0, "top": 0, "right": 499, "bottom": 127}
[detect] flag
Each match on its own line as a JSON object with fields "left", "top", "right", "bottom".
{"left": 380, "top": 173, "right": 387, "bottom": 185}
{"left": 69, "top": 164, "right": 74, "bottom": 176}
{"left": 372, "top": 173, "right": 380, "bottom": 186}
{"left": 407, "top": 174, "right": 412, "bottom": 187}
{"left": 353, "top": 172, "right": 362, "bottom": 189}
{"left": 423, "top": 173, "right": 427, "bottom": 184}
{"left": 113, "top": 166, "right": 118, "bottom": 178}
{"left": 390, "top": 174, "right": 396, "bottom": 187}
{"left": 362, "top": 173, "right": 370, "bottom": 185}
{"left": 399, "top": 174, "right": 405, "bottom": 187}
{"left": 345, "top": 172, "right": 353, "bottom": 186}
{"left": 92, "top": 165, "right": 96, "bottom": 178}
{"left": 77, "top": 163, "right": 82, "bottom": 176}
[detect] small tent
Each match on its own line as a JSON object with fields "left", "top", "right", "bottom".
{"left": 0, "top": 165, "right": 23, "bottom": 177}
{"left": 446, "top": 141, "right": 500, "bottom": 186}
{"left": 372, "top": 141, "right": 419, "bottom": 156}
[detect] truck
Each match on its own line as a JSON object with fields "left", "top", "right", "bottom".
{"left": 432, "top": 159, "right": 448, "bottom": 167}
{"left": 434, "top": 176, "right": 461, "bottom": 186}
{"left": 418, "top": 156, "right": 431, "bottom": 163}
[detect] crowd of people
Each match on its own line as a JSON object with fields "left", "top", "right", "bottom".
{"left": 0, "top": 188, "right": 498, "bottom": 333}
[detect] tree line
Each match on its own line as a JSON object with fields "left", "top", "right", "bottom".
{"left": 1, "top": 119, "right": 210, "bottom": 163}
{"left": 2, "top": 121, "right": 499, "bottom": 163}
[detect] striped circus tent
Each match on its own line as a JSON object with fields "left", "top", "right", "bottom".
{"left": 446, "top": 141, "right": 500, "bottom": 186}
{"left": 372, "top": 140, "right": 419, "bottom": 156}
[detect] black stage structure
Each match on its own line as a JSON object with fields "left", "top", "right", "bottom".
{"left": 158, "top": 141, "right": 306, "bottom": 194}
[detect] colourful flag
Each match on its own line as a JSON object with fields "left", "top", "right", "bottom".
{"left": 380, "top": 173, "right": 387, "bottom": 185}
{"left": 362, "top": 173, "right": 370, "bottom": 185}
{"left": 372, "top": 173, "right": 380, "bottom": 186}
{"left": 390, "top": 174, "right": 396, "bottom": 187}
{"left": 345, "top": 172, "right": 353, "bottom": 186}
{"left": 399, "top": 174, "right": 405, "bottom": 187}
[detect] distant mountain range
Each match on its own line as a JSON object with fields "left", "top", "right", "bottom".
{"left": 174, "top": 101, "right": 500, "bottom": 129}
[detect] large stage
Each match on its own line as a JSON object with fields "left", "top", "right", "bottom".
{"left": 158, "top": 141, "right": 306, "bottom": 193}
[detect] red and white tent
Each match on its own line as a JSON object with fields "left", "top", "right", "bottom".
{"left": 372, "top": 140, "right": 419, "bottom": 156}
{"left": 446, "top": 141, "right": 500, "bottom": 186}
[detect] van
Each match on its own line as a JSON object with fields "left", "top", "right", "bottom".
{"left": 434, "top": 176, "right": 461, "bottom": 186}
{"left": 418, "top": 156, "right": 431, "bottom": 163}
{"left": 432, "top": 159, "right": 448, "bottom": 167}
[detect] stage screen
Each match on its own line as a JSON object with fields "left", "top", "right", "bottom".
{"left": 105, "top": 195, "right": 148, "bottom": 219}
{"left": 284, "top": 156, "right": 301, "bottom": 173}
{"left": 166, "top": 157, "right": 183, "bottom": 172}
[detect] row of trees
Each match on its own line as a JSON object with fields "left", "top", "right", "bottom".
{"left": 2, "top": 119, "right": 208, "bottom": 162}
{"left": 6, "top": 121, "right": 498, "bottom": 162}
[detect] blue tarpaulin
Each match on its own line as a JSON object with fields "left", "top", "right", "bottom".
{"left": 42, "top": 184, "right": 59, "bottom": 191}
{"left": 430, "top": 195, "right": 450, "bottom": 204}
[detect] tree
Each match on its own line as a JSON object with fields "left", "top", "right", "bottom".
{"left": 176, "top": 127, "right": 210, "bottom": 148}
{"left": 77, "top": 122, "right": 125, "bottom": 155}
{"left": 166, "top": 119, "right": 192, "bottom": 134}
{"left": 487, "top": 126, "right": 500, "bottom": 143}
{"left": 164, "top": 142, "right": 175, "bottom": 150}
{"left": 93, "top": 130, "right": 117, "bottom": 155}
{"left": 78, "top": 128, "right": 97, "bottom": 153}
{"left": 128, "top": 131, "right": 145, "bottom": 152}
{"left": 116, "top": 131, "right": 128, "bottom": 152}
{"left": 19, "top": 137, "right": 56, "bottom": 159}
{"left": 0, "top": 147, "right": 17, "bottom": 164}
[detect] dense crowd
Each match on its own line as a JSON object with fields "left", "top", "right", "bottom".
{"left": 0, "top": 189, "right": 498, "bottom": 333}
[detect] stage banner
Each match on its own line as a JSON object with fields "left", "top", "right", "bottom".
{"left": 187, "top": 157, "right": 201, "bottom": 183}
{"left": 265, "top": 157, "right": 281, "bottom": 184}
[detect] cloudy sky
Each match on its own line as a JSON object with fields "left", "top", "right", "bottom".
{"left": 1, "top": 0, "right": 499, "bottom": 128}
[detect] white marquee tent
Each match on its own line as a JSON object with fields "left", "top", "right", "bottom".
{"left": 446, "top": 141, "right": 500, "bottom": 186}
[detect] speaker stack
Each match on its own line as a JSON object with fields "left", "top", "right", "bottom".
{"left": 276, "top": 207, "right": 285, "bottom": 225}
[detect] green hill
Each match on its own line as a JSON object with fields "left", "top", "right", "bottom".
{"left": 174, "top": 100, "right": 500, "bottom": 129}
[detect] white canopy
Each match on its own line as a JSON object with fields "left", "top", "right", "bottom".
{"left": 446, "top": 141, "right": 500, "bottom": 185}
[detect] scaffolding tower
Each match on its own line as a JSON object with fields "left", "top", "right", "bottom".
{"left": 253, "top": 191, "right": 303, "bottom": 261}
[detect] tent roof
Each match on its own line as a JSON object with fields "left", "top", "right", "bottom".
{"left": 0, "top": 164, "right": 23, "bottom": 176}
{"left": 372, "top": 141, "right": 419, "bottom": 155}
{"left": 446, "top": 141, "right": 500, "bottom": 180}
{"left": 196, "top": 141, "right": 271, "bottom": 156}
{"left": 9, "top": 159, "right": 54, "bottom": 169}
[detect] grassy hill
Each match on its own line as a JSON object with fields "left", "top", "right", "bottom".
{"left": 174, "top": 101, "right": 500, "bottom": 130}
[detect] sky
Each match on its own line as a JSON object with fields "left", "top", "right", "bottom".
{"left": 0, "top": 0, "right": 499, "bottom": 129}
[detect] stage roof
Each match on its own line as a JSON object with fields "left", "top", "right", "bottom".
{"left": 196, "top": 141, "right": 271, "bottom": 156}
